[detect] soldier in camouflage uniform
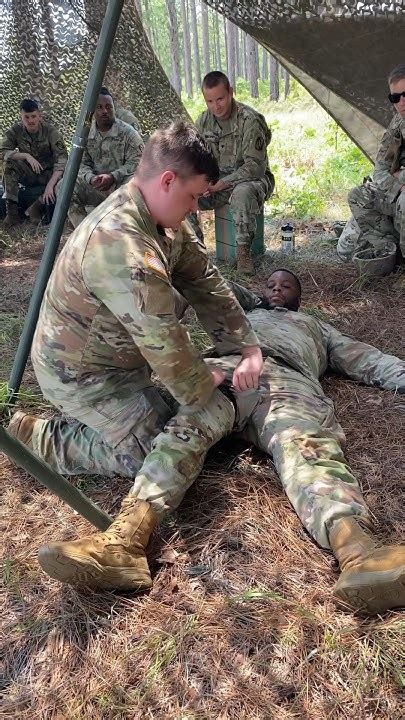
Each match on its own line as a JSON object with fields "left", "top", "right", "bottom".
{"left": 67, "top": 88, "right": 144, "bottom": 228}
{"left": 189, "top": 71, "right": 274, "bottom": 275}
{"left": 8, "top": 120, "right": 264, "bottom": 592}
{"left": 12, "top": 262, "right": 405, "bottom": 613}
{"left": 1, "top": 98, "right": 67, "bottom": 227}
{"left": 339, "top": 63, "right": 405, "bottom": 262}
{"left": 100, "top": 86, "right": 143, "bottom": 136}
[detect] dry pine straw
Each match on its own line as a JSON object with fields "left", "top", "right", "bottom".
{"left": 1, "top": 233, "right": 405, "bottom": 719}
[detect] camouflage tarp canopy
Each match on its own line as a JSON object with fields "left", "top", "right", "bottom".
{"left": 0, "top": 0, "right": 404, "bottom": 159}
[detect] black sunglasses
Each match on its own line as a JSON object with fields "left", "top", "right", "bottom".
{"left": 388, "top": 91, "right": 405, "bottom": 104}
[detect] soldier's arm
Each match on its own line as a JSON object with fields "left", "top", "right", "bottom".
{"left": 49, "top": 126, "right": 68, "bottom": 173}
{"left": 83, "top": 234, "right": 216, "bottom": 408}
{"left": 78, "top": 145, "right": 96, "bottom": 183}
{"left": 0, "top": 126, "right": 19, "bottom": 161}
{"left": 324, "top": 322, "right": 405, "bottom": 392}
{"left": 110, "top": 128, "right": 144, "bottom": 186}
{"left": 173, "top": 224, "right": 259, "bottom": 354}
{"left": 227, "top": 281, "right": 263, "bottom": 312}
{"left": 221, "top": 117, "right": 269, "bottom": 188}
{"left": 373, "top": 121, "right": 405, "bottom": 201}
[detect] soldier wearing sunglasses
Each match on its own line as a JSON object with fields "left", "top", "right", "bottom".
{"left": 338, "top": 64, "right": 405, "bottom": 263}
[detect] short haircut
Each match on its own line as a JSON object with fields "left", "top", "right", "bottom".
{"left": 269, "top": 268, "right": 302, "bottom": 296}
{"left": 99, "top": 86, "right": 114, "bottom": 100}
{"left": 202, "top": 71, "right": 231, "bottom": 92}
{"left": 388, "top": 64, "right": 405, "bottom": 85}
{"left": 137, "top": 120, "right": 219, "bottom": 184}
{"left": 20, "top": 99, "right": 39, "bottom": 113}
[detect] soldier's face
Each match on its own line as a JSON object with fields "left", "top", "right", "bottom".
{"left": 202, "top": 82, "right": 234, "bottom": 120}
{"left": 21, "top": 110, "right": 41, "bottom": 133}
{"left": 95, "top": 94, "right": 115, "bottom": 129}
{"left": 158, "top": 172, "right": 209, "bottom": 228}
{"left": 263, "top": 271, "right": 301, "bottom": 311}
{"left": 389, "top": 78, "right": 405, "bottom": 118}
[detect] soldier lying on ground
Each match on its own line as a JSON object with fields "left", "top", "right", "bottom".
{"left": 66, "top": 87, "right": 145, "bottom": 228}
{"left": 188, "top": 71, "right": 275, "bottom": 275}
{"left": 0, "top": 98, "right": 68, "bottom": 227}
{"left": 338, "top": 63, "right": 405, "bottom": 262}
{"left": 10, "top": 269, "right": 405, "bottom": 615}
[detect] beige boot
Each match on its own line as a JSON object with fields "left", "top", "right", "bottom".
{"left": 3, "top": 200, "right": 21, "bottom": 229}
{"left": 8, "top": 410, "right": 38, "bottom": 450}
{"left": 25, "top": 198, "right": 43, "bottom": 223}
{"left": 38, "top": 498, "right": 157, "bottom": 591}
{"left": 236, "top": 244, "right": 254, "bottom": 275}
{"left": 330, "top": 516, "right": 405, "bottom": 614}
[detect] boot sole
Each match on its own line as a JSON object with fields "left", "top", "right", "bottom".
{"left": 38, "top": 545, "right": 152, "bottom": 591}
{"left": 333, "top": 565, "right": 405, "bottom": 614}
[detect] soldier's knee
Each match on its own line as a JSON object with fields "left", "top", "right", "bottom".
{"left": 230, "top": 182, "right": 256, "bottom": 207}
{"left": 348, "top": 183, "right": 374, "bottom": 209}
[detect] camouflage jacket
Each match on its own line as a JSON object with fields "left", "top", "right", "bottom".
{"left": 0, "top": 121, "right": 67, "bottom": 172}
{"left": 115, "top": 105, "right": 142, "bottom": 135}
{"left": 78, "top": 118, "right": 143, "bottom": 187}
{"left": 31, "top": 185, "right": 259, "bottom": 409}
{"left": 373, "top": 113, "right": 405, "bottom": 202}
{"left": 211, "top": 283, "right": 404, "bottom": 393}
{"left": 196, "top": 100, "right": 274, "bottom": 197}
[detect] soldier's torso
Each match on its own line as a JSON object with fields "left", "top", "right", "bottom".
{"left": 86, "top": 119, "right": 135, "bottom": 175}
{"left": 11, "top": 122, "right": 55, "bottom": 169}
{"left": 382, "top": 115, "right": 405, "bottom": 172}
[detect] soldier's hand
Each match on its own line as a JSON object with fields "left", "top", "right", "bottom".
{"left": 24, "top": 154, "right": 43, "bottom": 174}
{"left": 42, "top": 183, "right": 56, "bottom": 204}
{"left": 232, "top": 346, "right": 263, "bottom": 391}
{"left": 95, "top": 173, "right": 114, "bottom": 190}
{"left": 210, "top": 367, "right": 226, "bottom": 387}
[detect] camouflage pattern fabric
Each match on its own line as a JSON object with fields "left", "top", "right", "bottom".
{"left": 344, "top": 114, "right": 405, "bottom": 259}
{"left": 0, "top": 121, "right": 67, "bottom": 202}
{"left": 114, "top": 105, "right": 142, "bottom": 135}
{"left": 191, "top": 101, "right": 275, "bottom": 248}
{"left": 68, "top": 118, "right": 144, "bottom": 227}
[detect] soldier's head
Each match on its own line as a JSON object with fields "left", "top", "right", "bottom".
{"left": 20, "top": 99, "right": 42, "bottom": 134}
{"left": 135, "top": 120, "right": 219, "bottom": 229}
{"left": 95, "top": 87, "right": 116, "bottom": 130}
{"left": 388, "top": 64, "right": 405, "bottom": 119}
{"left": 262, "top": 269, "right": 302, "bottom": 311}
{"left": 202, "top": 71, "right": 234, "bottom": 121}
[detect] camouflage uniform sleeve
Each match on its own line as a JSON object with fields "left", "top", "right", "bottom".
{"left": 373, "top": 118, "right": 405, "bottom": 202}
{"left": 221, "top": 116, "right": 269, "bottom": 188}
{"left": 1, "top": 126, "right": 19, "bottom": 161}
{"left": 83, "top": 231, "right": 216, "bottom": 409}
{"left": 172, "top": 222, "right": 259, "bottom": 354}
{"left": 324, "top": 322, "right": 405, "bottom": 392}
{"left": 227, "top": 281, "right": 263, "bottom": 311}
{"left": 49, "top": 126, "right": 68, "bottom": 172}
{"left": 78, "top": 145, "right": 95, "bottom": 183}
{"left": 110, "top": 127, "right": 144, "bottom": 186}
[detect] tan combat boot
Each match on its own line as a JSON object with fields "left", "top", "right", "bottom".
{"left": 8, "top": 410, "right": 38, "bottom": 450}
{"left": 25, "top": 198, "right": 43, "bottom": 223}
{"left": 3, "top": 200, "right": 21, "bottom": 229}
{"left": 38, "top": 497, "right": 157, "bottom": 591}
{"left": 236, "top": 244, "right": 254, "bottom": 275}
{"left": 330, "top": 516, "right": 405, "bottom": 614}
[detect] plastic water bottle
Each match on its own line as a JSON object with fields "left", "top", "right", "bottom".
{"left": 281, "top": 222, "right": 295, "bottom": 254}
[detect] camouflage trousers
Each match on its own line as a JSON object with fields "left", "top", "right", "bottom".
{"left": 188, "top": 179, "right": 269, "bottom": 249}
{"left": 2, "top": 158, "right": 53, "bottom": 203}
{"left": 347, "top": 180, "right": 404, "bottom": 259}
{"left": 66, "top": 177, "right": 116, "bottom": 228}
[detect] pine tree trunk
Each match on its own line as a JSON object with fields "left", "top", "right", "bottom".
{"left": 241, "top": 31, "right": 247, "bottom": 80}
{"left": 262, "top": 48, "right": 269, "bottom": 80}
{"left": 284, "top": 68, "right": 290, "bottom": 98}
{"left": 226, "top": 19, "right": 236, "bottom": 88}
{"left": 189, "top": 0, "right": 201, "bottom": 87}
{"left": 201, "top": 2, "right": 210, "bottom": 76}
{"left": 180, "top": 0, "right": 193, "bottom": 97}
{"left": 134, "top": 0, "right": 142, "bottom": 22}
{"left": 166, "top": 0, "right": 182, "bottom": 95}
{"left": 213, "top": 11, "right": 221, "bottom": 71}
{"left": 270, "top": 54, "right": 279, "bottom": 101}
{"left": 246, "top": 34, "right": 258, "bottom": 98}
{"left": 235, "top": 26, "right": 240, "bottom": 80}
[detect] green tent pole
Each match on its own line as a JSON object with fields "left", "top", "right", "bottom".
{"left": 5, "top": 0, "right": 125, "bottom": 411}
{"left": 0, "top": 424, "right": 113, "bottom": 530}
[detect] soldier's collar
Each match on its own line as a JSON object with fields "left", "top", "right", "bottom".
{"left": 90, "top": 119, "right": 119, "bottom": 138}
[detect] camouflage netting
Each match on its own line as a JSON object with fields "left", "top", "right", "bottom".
{"left": 0, "top": 0, "right": 188, "bottom": 144}
{"left": 0, "top": 1, "right": 404, "bottom": 160}
{"left": 204, "top": 0, "right": 405, "bottom": 161}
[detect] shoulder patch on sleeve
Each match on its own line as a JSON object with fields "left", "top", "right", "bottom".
{"left": 144, "top": 250, "right": 168, "bottom": 278}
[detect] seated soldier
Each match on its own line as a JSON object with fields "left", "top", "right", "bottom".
{"left": 68, "top": 87, "right": 144, "bottom": 228}
{"left": 189, "top": 71, "right": 275, "bottom": 275}
{"left": 0, "top": 98, "right": 67, "bottom": 228}
{"left": 10, "top": 270, "right": 405, "bottom": 615}
{"left": 338, "top": 63, "right": 405, "bottom": 262}
{"left": 100, "top": 85, "right": 143, "bottom": 135}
